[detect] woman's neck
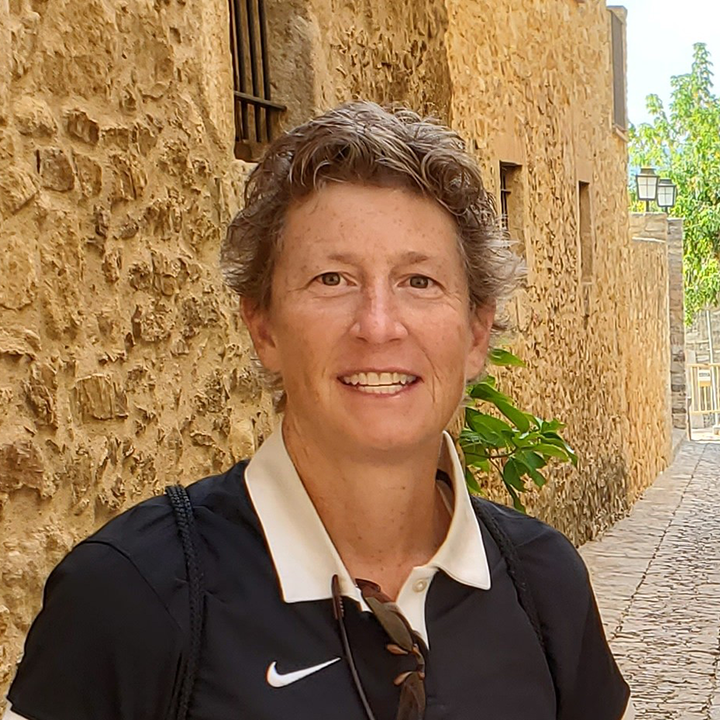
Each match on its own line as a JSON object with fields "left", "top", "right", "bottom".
{"left": 282, "top": 418, "right": 451, "bottom": 600}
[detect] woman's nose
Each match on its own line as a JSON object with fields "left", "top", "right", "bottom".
{"left": 350, "top": 286, "right": 408, "bottom": 344}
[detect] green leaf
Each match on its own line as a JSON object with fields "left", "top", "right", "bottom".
{"left": 488, "top": 348, "right": 526, "bottom": 367}
{"left": 467, "top": 382, "right": 512, "bottom": 405}
{"left": 465, "top": 468, "right": 484, "bottom": 495}
{"left": 540, "top": 419, "right": 564, "bottom": 433}
{"left": 534, "top": 443, "right": 572, "bottom": 462}
{"left": 528, "top": 468, "right": 547, "bottom": 488}
{"left": 513, "top": 451, "right": 548, "bottom": 488}
{"left": 495, "top": 400, "right": 531, "bottom": 432}
{"left": 502, "top": 458, "right": 525, "bottom": 491}
{"left": 515, "top": 450, "right": 547, "bottom": 470}
{"left": 505, "top": 483, "right": 526, "bottom": 513}
{"left": 538, "top": 434, "right": 578, "bottom": 465}
{"left": 466, "top": 412, "right": 514, "bottom": 442}
{"left": 464, "top": 453, "right": 491, "bottom": 472}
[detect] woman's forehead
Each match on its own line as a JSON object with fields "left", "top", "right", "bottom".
{"left": 280, "top": 184, "right": 459, "bottom": 261}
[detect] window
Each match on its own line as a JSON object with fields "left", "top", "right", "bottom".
{"left": 499, "top": 165, "right": 511, "bottom": 232}
{"left": 499, "top": 163, "right": 524, "bottom": 254}
{"left": 228, "top": 0, "right": 286, "bottom": 160}
{"left": 578, "top": 181, "right": 593, "bottom": 282}
{"left": 609, "top": 8, "right": 627, "bottom": 132}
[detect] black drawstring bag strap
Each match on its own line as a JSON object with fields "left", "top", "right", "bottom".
{"left": 470, "top": 496, "right": 547, "bottom": 656}
{"left": 166, "top": 484, "right": 205, "bottom": 720}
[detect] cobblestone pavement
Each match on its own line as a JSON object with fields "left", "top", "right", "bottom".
{"left": 579, "top": 440, "right": 720, "bottom": 720}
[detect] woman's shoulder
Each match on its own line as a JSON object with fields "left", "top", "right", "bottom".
{"left": 472, "top": 497, "right": 590, "bottom": 597}
{"left": 87, "top": 460, "right": 250, "bottom": 548}
{"left": 63, "top": 461, "right": 252, "bottom": 607}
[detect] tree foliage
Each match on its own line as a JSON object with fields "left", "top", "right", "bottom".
{"left": 628, "top": 43, "right": 720, "bottom": 324}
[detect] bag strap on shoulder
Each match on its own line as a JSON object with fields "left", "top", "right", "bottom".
{"left": 165, "top": 484, "right": 205, "bottom": 720}
{"left": 470, "top": 496, "right": 546, "bottom": 655}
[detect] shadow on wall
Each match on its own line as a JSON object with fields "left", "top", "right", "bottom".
{"left": 266, "top": 0, "right": 452, "bottom": 128}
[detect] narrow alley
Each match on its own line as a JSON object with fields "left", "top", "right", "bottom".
{"left": 580, "top": 441, "right": 720, "bottom": 719}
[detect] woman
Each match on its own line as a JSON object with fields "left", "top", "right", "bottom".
{"left": 5, "top": 102, "right": 632, "bottom": 720}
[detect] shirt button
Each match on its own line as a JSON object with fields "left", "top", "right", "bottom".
{"left": 413, "top": 578, "right": 429, "bottom": 593}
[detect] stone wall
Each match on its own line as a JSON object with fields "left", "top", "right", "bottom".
{"left": 624, "top": 213, "right": 673, "bottom": 502}
{"left": 439, "top": 0, "right": 635, "bottom": 540}
{"left": 266, "top": 0, "right": 453, "bottom": 129}
{"left": 1, "top": 0, "right": 676, "bottom": 700}
{"left": 0, "top": 0, "right": 275, "bottom": 696}
{"left": 667, "top": 219, "right": 687, "bottom": 431}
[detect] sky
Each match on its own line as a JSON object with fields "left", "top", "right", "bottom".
{"left": 617, "top": 0, "right": 720, "bottom": 126}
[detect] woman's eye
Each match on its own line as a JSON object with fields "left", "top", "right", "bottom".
{"left": 409, "top": 275, "right": 432, "bottom": 289}
{"left": 318, "top": 272, "right": 342, "bottom": 286}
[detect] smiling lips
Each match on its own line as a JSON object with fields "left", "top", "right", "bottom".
{"left": 340, "top": 371, "right": 419, "bottom": 395}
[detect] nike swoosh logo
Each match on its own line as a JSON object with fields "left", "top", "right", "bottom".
{"left": 266, "top": 658, "right": 341, "bottom": 688}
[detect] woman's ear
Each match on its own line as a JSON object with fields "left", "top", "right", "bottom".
{"left": 241, "top": 297, "right": 281, "bottom": 373}
{"left": 465, "top": 301, "right": 496, "bottom": 381}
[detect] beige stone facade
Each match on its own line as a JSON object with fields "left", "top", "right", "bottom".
{"left": 1, "top": 0, "right": 677, "bottom": 697}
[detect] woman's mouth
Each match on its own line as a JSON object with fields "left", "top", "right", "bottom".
{"left": 339, "top": 371, "right": 419, "bottom": 395}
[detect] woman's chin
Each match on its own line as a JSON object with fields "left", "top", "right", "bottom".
{"left": 336, "top": 422, "right": 437, "bottom": 457}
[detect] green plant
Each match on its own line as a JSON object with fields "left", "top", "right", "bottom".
{"left": 460, "top": 348, "right": 577, "bottom": 512}
{"left": 628, "top": 43, "right": 720, "bottom": 325}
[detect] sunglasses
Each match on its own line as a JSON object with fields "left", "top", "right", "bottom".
{"left": 331, "top": 574, "right": 427, "bottom": 720}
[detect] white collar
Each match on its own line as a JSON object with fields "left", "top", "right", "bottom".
{"left": 245, "top": 423, "right": 491, "bottom": 646}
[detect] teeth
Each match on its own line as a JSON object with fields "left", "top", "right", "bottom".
{"left": 341, "top": 372, "right": 417, "bottom": 387}
{"left": 355, "top": 384, "right": 406, "bottom": 394}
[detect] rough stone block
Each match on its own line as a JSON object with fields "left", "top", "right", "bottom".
{"left": 131, "top": 300, "right": 173, "bottom": 342}
{"left": 72, "top": 374, "right": 128, "bottom": 421}
{"left": 0, "top": 439, "right": 45, "bottom": 494}
{"left": 38, "top": 215, "right": 85, "bottom": 339}
{"left": 13, "top": 97, "right": 56, "bottom": 137}
{"left": 93, "top": 206, "right": 110, "bottom": 238}
{"left": 0, "top": 327, "right": 41, "bottom": 359}
{"left": 135, "top": 117, "right": 162, "bottom": 155}
{"left": 180, "top": 294, "right": 221, "bottom": 338}
{"left": 0, "top": 129, "right": 16, "bottom": 163}
{"left": 117, "top": 216, "right": 139, "bottom": 239}
{"left": 103, "top": 126, "right": 132, "bottom": 150}
{"left": 23, "top": 363, "right": 58, "bottom": 428}
{"left": 0, "top": 234, "right": 37, "bottom": 310}
{"left": 37, "top": 148, "right": 75, "bottom": 192}
{"left": 110, "top": 153, "right": 146, "bottom": 203}
{"left": 151, "top": 251, "right": 187, "bottom": 296}
{"left": 102, "top": 248, "right": 123, "bottom": 284}
{"left": 0, "top": 166, "right": 38, "bottom": 217}
{"left": 73, "top": 153, "right": 103, "bottom": 197}
{"left": 65, "top": 109, "right": 100, "bottom": 145}
{"left": 10, "top": 9, "right": 41, "bottom": 79}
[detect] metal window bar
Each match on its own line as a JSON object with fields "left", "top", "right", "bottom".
{"left": 228, "top": 0, "right": 285, "bottom": 158}
{"left": 499, "top": 166, "right": 510, "bottom": 231}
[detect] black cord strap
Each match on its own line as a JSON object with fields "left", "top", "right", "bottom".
{"left": 166, "top": 484, "right": 205, "bottom": 720}
{"left": 470, "top": 496, "right": 547, "bottom": 656}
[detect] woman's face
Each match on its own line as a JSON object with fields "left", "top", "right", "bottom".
{"left": 244, "top": 183, "right": 495, "bottom": 459}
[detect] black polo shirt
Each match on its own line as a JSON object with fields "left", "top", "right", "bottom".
{"left": 7, "top": 431, "right": 630, "bottom": 720}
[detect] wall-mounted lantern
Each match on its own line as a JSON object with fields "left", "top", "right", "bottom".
{"left": 656, "top": 178, "right": 678, "bottom": 212}
{"left": 635, "top": 166, "right": 659, "bottom": 211}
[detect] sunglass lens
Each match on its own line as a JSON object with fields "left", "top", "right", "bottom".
{"left": 397, "top": 672, "right": 426, "bottom": 720}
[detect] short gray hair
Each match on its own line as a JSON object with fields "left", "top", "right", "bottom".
{"left": 221, "top": 101, "right": 521, "bottom": 323}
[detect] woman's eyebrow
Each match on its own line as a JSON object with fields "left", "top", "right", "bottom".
{"left": 322, "top": 251, "right": 435, "bottom": 265}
